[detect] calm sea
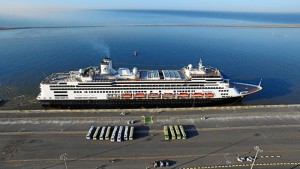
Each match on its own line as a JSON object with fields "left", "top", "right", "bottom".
{"left": 1, "top": 10, "right": 300, "bottom": 109}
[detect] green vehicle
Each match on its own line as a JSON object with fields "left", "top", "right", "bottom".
{"left": 174, "top": 125, "right": 182, "bottom": 139}
{"left": 163, "top": 126, "right": 169, "bottom": 140}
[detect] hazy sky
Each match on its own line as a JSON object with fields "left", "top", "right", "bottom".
{"left": 1, "top": 0, "right": 300, "bottom": 13}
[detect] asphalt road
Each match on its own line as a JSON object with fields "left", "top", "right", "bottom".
{"left": 1, "top": 105, "right": 300, "bottom": 169}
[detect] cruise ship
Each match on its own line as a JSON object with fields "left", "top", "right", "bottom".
{"left": 37, "top": 57, "right": 262, "bottom": 108}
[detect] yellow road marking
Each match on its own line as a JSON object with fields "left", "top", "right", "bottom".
{"left": 180, "top": 162, "right": 300, "bottom": 169}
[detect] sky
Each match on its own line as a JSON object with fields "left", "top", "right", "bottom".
{"left": 0, "top": 0, "right": 300, "bottom": 14}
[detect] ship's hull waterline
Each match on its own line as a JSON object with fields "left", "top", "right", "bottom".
{"left": 40, "top": 96, "right": 243, "bottom": 109}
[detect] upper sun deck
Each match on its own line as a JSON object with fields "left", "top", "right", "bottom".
{"left": 186, "top": 66, "right": 222, "bottom": 78}
{"left": 40, "top": 58, "right": 223, "bottom": 85}
{"left": 41, "top": 73, "right": 70, "bottom": 84}
{"left": 41, "top": 71, "right": 115, "bottom": 84}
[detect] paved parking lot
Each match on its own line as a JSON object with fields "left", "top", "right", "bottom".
{"left": 1, "top": 105, "right": 300, "bottom": 169}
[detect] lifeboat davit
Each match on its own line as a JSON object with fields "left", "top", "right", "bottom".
{"left": 191, "top": 93, "right": 203, "bottom": 97}
{"left": 178, "top": 93, "right": 189, "bottom": 97}
{"left": 204, "top": 93, "right": 214, "bottom": 97}
{"left": 135, "top": 93, "right": 146, "bottom": 98}
{"left": 122, "top": 93, "right": 132, "bottom": 98}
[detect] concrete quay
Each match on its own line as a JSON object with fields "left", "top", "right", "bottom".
{"left": 0, "top": 105, "right": 300, "bottom": 169}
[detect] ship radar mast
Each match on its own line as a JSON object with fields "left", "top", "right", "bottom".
{"left": 198, "top": 58, "right": 204, "bottom": 71}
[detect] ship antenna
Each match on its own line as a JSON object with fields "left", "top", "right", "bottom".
{"left": 199, "top": 58, "right": 203, "bottom": 70}
{"left": 258, "top": 78, "right": 262, "bottom": 87}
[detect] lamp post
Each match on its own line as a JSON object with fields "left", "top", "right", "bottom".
{"left": 60, "top": 153, "right": 68, "bottom": 169}
{"left": 250, "top": 146, "right": 263, "bottom": 169}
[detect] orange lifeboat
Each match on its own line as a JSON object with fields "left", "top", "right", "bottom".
{"left": 163, "top": 93, "right": 173, "bottom": 98}
{"left": 205, "top": 93, "right": 214, "bottom": 97}
{"left": 135, "top": 93, "right": 146, "bottom": 98}
{"left": 149, "top": 93, "right": 160, "bottom": 98}
{"left": 192, "top": 93, "right": 203, "bottom": 97}
{"left": 178, "top": 93, "right": 189, "bottom": 97}
{"left": 122, "top": 93, "right": 132, "bottom": 98}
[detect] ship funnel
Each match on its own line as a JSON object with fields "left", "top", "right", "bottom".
{"left": 100, "top": 58, "right": 112, "bottom": 75}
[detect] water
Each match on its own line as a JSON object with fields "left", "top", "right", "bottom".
{"left": 1, "top": 10, "right": 300, "bottom": 109}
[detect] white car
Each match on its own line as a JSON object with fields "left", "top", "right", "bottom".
{"left": 165, "top": 160, "right": 169, "bottom": 166}
{"left": 120, "top": 112, "right": 127, "bottom": 116}
{"left": 127, "top": 120, "right": 135, "bottom": 124}
{"left": 245, "top": 156, "right": 255, "bottom": 162}
{"left": 237, "top": 157, "right": 246, "bottom": 162}
{"left": 200, "top": 117, "right": 208, "bottom": 120}
{"left": 159, "top": 161, "right": 164, "bottom": 167}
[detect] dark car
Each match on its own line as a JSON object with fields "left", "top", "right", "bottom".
{"left": 153, "top": 160, "right": 169, "bottom": 168}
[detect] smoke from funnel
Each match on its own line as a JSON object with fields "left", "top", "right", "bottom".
{"left": 92, "top": 41, "right": 110, "bottom": 57}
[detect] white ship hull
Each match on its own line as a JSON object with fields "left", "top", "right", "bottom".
{"left": 37, "top": 57, "right": 262, "bottom": 109}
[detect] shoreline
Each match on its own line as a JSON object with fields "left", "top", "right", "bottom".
{"left": 1, "top": 23, "right": 300, "bottom": 30}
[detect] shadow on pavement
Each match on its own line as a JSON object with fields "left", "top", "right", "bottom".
{"left": 183, "top": 125, "right": 199, "bottom": 139}
{"left": 134, "top": 125, "right": 150, "bottom": 139}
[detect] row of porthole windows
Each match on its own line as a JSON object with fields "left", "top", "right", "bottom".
{"left": 176, "top": 90, "right": 195, "bottom": 93}
{"left": 53, "top": 86, "right": 224, "bottom": 91}
{"left": 49, "top": 82, "right": 219, "bottom": 87}
{"left": 74, "top": 91, "right": 150, "bottom": 94}
{"left": 219, "top": 90, "right": 229, "bottom": 92}
{"left": 73, "top": 90, "right": 206, "bottom": 94}
{"left": 50, "top": 85, "right": 75, "bottom": 87}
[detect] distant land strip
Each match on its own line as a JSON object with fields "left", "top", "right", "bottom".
{"left": 1, "top": 23, "right": 300, "bottom": 30}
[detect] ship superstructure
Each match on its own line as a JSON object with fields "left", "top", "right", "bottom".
{"left": 37, "top": 57, "right": 262, "bottom": 108}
